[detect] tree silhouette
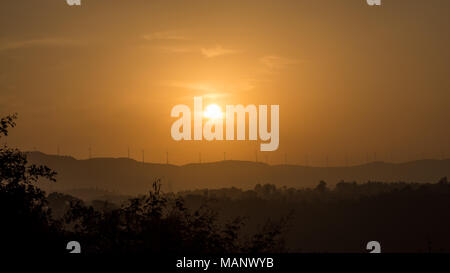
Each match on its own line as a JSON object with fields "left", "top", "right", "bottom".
{"left": 0, "top": 114, "right": 62, "bottom": 253}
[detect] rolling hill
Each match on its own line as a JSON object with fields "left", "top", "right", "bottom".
{"left": 27, "top": 152, "right": 450, "bottom": 195}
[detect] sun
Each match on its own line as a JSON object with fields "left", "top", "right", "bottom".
{"left": 203, "top": 104, "right": 223, "bottom": 119}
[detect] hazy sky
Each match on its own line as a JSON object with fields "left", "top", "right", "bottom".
{"left": 1, "top": 0, "right": 449, "bottom": 165}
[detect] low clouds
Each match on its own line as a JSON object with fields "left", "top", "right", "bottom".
{"left": 158, "top": 45, "right": 238, "bottom": 58}
{"left": 201, "top": 45, "right": 239, "bottom": 58}
{"left": 156, "top": 44, "right": 238, "bottom": 58}
{"left": 142, "top": 32, "right": 238, "bottom": 58}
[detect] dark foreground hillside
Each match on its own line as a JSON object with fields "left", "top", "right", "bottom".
{"left": 47, "top": 178, "right": 450, "bottom": 253}
{"left": 175, "top": 179, "right": 450, "bottom": 252}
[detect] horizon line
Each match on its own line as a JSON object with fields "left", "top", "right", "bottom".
{"left": 25, "top": 150, "right": 450, "bottom": 168}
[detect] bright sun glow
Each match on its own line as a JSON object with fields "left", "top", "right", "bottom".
{"left": 203, "top": 104, "right": 223, "bottom": 119}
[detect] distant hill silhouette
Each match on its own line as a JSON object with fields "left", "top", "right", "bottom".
{"left": 27, "top": 151, "right": 450, "bottom": 195}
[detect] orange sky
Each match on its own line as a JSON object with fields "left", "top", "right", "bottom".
{"left": 1, "top": 0, "right": 450, "bottom": 165}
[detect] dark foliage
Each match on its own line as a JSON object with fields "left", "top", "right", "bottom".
{"left": 178, "top": 179, "right": 450, "bottom": 252}
{"left": 0, "top": 114, "right": 62, "bottom": 253}
{"left": 62, "top": 179, "right": 286, "bottom": 254}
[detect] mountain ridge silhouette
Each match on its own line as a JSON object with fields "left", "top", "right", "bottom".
{"left": 26, "top": 151, "right": 450, "bottom": 195}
